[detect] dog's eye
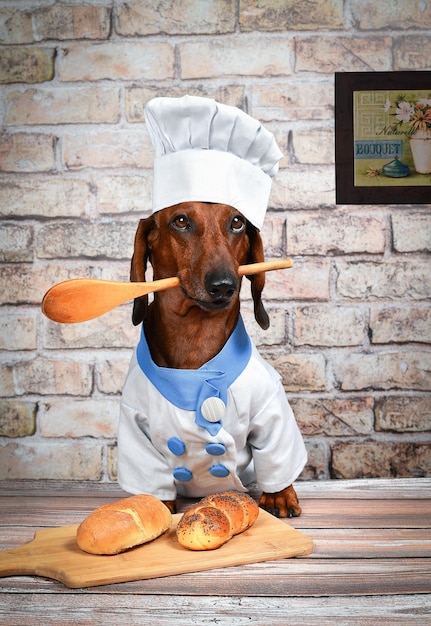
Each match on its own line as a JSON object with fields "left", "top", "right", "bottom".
{"left": 230, "top": 216, "right": 246, "bottom": 233}
{"left": 172, "top": 215, "right": 191, "bottom": 231}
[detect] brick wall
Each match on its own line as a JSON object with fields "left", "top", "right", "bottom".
{"left": 1, "top": 0, "right": 430, "bottom": 484}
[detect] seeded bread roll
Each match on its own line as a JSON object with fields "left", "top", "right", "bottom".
{"left": 77, "top": 494, "right": 172, "bottom": 555}
{"left": 176, "top": 491, "right": 259, "bottom": 551}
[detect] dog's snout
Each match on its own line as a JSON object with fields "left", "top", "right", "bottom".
{"left": 205, "top": 270, "right": 238, "bottom": 300}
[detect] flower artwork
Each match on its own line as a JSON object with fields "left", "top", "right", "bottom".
{"left": 353, "top": 89, "right": 431, "bottom": 187}
{"left": 382, "top": 95, "right": 431, "bottom": 136}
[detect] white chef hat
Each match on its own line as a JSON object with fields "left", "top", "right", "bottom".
{"left": 144, "top": 95, "right": 283, "bottom": 230}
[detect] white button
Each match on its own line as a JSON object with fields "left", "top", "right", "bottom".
{"left": 201, "top": 397, "right": 226, "bottom": 422}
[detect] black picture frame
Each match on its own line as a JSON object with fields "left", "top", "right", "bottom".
{"left": 335, "top": 71, "right": 431, "bottom": 204}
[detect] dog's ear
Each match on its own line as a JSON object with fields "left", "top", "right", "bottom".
{"left": 246, "top": 224, "right": 270, "bottom": 330}
{"left": 130, "top": 216, "right": 155, "bottom": 326}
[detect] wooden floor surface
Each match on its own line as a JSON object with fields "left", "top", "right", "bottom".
{"left": 0, "top": 478, "right": 430, "bottom": 625}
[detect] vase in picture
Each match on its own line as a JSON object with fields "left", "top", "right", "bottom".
{"left": 409, "top": 128, "right": 431, "bottom": 174}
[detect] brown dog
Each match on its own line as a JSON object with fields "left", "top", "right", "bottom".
{"left": 124, "top": 201, "right": 302, "bottom": 518}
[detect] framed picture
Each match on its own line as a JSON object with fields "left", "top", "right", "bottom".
{"left": 335, "top": 71, "right": 431, "bottom": 204}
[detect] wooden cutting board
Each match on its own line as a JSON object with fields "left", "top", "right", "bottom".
{"left": 0, "top": 509, "right": 313, "bottom": 588}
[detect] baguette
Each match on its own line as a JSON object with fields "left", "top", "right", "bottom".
{"left": 76, "top": 494, "right": 172, "bottom": 555}
{"left": 176, "top": 490, "right": 259, "bottom": 551}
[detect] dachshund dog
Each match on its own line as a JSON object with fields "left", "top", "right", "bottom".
{"left": 120, "top": 200, "right": 303, "bottom": 518}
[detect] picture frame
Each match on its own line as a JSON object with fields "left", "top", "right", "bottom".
{"left": 335, "top": 71, "right": 431, "bottom": 204}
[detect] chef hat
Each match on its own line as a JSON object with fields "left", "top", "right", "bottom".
{"left": 144, "top": 95, "right": 283, "bottom": 230}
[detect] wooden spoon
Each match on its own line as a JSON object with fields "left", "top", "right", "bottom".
{"left": 41, "top": 258, "right": 293, "bottom": 324}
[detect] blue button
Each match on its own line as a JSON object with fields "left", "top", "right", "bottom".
{"left": 173, "top": 467, "right": 193, "bottom": 482}
{"left": 205, "top": 442, "right": 226, "bottom": 456}
{"left": 209, "top": 464, "right": 230, "bottom": 478}
{"left": 167, "top": 437, "right": 186, "bottom": 456}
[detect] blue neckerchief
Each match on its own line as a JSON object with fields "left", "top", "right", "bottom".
{"left": 136, "top": 316, "right": 252, "bottom": 435}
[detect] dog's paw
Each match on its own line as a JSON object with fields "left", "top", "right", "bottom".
{"left": 259, "top": 485, "right": 301, "bottom": 518}
{"left": 163, "top": 499, "right": 177, "bottom": 514}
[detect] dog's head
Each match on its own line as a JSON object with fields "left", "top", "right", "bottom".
{"left": 130, "top": 202, "right": 269, "bottom": 330}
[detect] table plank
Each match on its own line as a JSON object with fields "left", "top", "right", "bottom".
{"left": 0, "top": 593, "right": 429, "bottom": 625}
{"left": 2, "top": 495, "right": 430, "bottom": 528}
{"left": 1, "top": 557, "right": 430, "bottom": 597}
{"left": 290, "top": 498, "right": 431, "bottom": 529}
{"left": 1, "top": 477, "right": 430, "bottom": 498}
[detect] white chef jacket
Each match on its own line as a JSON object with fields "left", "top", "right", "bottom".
{"left": 117, "top": 317, "right": 307, "bottom": 500}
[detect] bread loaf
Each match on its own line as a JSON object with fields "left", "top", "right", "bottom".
{"left": 76, "top": 494, "right": 172, "bottom": 555}
{"left": 176, "top": 491, "right": 259, "bottom": 551}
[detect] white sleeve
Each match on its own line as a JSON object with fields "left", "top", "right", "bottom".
{"left": 247, "top": 379, "right": 307, "bottom": 493}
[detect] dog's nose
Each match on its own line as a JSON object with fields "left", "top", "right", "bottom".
{"left": 205, "top": 271, "right": 238, "bottom": 300}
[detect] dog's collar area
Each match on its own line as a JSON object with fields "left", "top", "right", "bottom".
{"left": 136, "top": 316, "right": 252, "bottom": 435}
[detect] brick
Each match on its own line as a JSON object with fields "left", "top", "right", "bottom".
{"left": 0, "top": 263, "right": 100, "bottom": 305}
{"left": 269, "top": 353, "right": 326, "bottom": 392}
{"left": 392, "top": 212, "right": 431, "bottom": 253}
{"left": 34, "top": 4, "right": 111, "bottom": 41}
{"left": 6, "top": 87, "right": 120, "bottom": 125}
{"left": 291, "top": 128, "right": 334, "bottom": 164}
{"left": 375, "top": 396, "right": 431, "bottom": 433}
{"left": 242, "top": 307, "right": 286, "bottom": 346}
{"left": 58, "top": 42, "right": 174, "bottom": 82}
{"left": 333, "top": 350, "right": 431, "bottom": 392}
{"left": 125, "top": 85, "right": 245, "bottom": 123}
{"left": 336, "top": 261, "right": 431, "bottom": 300}
{"left": 0, "top": 133, "right": 56, "bottom": 172}
{"left": 259, "top": 215, "right": 286, "bottom": 257}
{"left": 271, "top": 167, "right": 334, "bottom": 209}
{"left": 296, "top": 37, "right": 392, "bottom": 73}
{"left": 107, "top": 444, "right": 118, "bottom": 481}
{"left": 0, "top": 9, "right": 33, "bottom": 44}
{"left": 0, "top": 364, "right": 14, "bottom": 397}
{"left": 0, "top": 224, "right": 34, "bottom": 262}
{"left": 0, "top": 400, "right": 36, "bottom": 437}
{"left": 291, "top": 397, "right": 374, "bottom": 436}
{"left": 351, "top": 0, "right": 431, "bottom": 29}
{"left": 287, "top": 212, "right": 385, "bottom": 255}
{"left": 332, "top": 442, "right": 431, "bottom": 479}
{"left": 97, "top": 175, "right": 152, "bottom": 215}
{"left": 294, "top": 305, "right": 366, "bottom": 347}
{"left": 14, "top": 359, "right": 93, "bottom": 396}
{"left": 100, "top": 264, "right": 132, "bottom": 282}
{"left": 0, "top": 47, "right": 54, "bottom": 83}
{"left": 251, "top": 82, "right": 334, "bottom": 122}
{"left": 97, "top": 358, "right": 131, "bottom": 395}
{"left": 0, "top": 442, "right": 103, "bottom": 480}
{"left": 370, "top": 306, "right": 431, "bottom": 344}
{"left": 179, "top": 37, "right": 293, "bottom": 79}
{"left": 63, "top": 130, "right": 152, "bottom": 170}
{"left": 37, "top": 222, "right": 135, "bottom": 260}
{"left": 255, "top": 259, "right": 330, "bottom": 301}
{"left": 0, "top": 314, "right": 37, "bottom": 351}
{"left": 240, "top": 0, "right": 343, "bottom": 30}
{"left": 0, "top": 179, "right": 91, "bottom": 218}
{"left": 393, "top": 36, "right": 431, "bottom": 70}
{"left": 40, "top": 399, "right": 119, "bottom": 438}
{"left": 43, "top": 308, "right": 140, "bottom": 350}
{"left": 300, "top": 441, "right": 330, "bottom": 480}
{"left": 116, "top": 0, "right": 235, "bottom": 35}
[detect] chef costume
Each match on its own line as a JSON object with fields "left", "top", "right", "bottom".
{"left": 118, "top": 95, "right": 307, "bottom": 500}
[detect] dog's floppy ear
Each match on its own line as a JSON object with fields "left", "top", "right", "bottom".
{"left": 130, "top": 216, "right": 155, "bottom": 326}
{"left": 246, "top": 224, "right": 270, "bottom": 330}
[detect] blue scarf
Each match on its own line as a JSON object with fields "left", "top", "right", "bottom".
{"left": 136, "top": 316, "right": 252, "bottom": 435}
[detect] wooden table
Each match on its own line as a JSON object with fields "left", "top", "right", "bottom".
{"left": 1, "top": 478, "right": 430, "bottom": 625}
